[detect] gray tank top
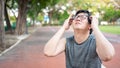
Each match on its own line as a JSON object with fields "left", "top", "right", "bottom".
{"left": 65, "top": 34, "right": 101, "bottom": 68}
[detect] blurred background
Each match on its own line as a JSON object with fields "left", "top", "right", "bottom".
{"left": 0, "top": 0, "right": 120, "bottom": 53}
{"left": 1, "top": 0, "right": 120, "bottom": 33}
{"left": 0, "top": 0, "right": 120, "bottom": 68}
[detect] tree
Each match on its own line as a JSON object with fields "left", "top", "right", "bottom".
{"left": 15, "top": 0, "right": 60, "bottom": 35}
{"left": 0, "top": 0, "right": 6, "bottom": 49}
{"left": 27, "top": 0, "right": 60, "bottom": 26}
{"left": 15, "top": 0, "right": 29, "bottom": 35}
{"left": 112, "top": 0, "right": 120, "bottom": 9}
{"left": 103, "top": 6, "right": 120, "bottom": 23}
{"left": 4, "top": 0, "right": 13, "bottom": 33}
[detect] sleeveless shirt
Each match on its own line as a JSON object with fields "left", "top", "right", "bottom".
{"left": 65, "top": 34, "right": 101, "bottom": 68}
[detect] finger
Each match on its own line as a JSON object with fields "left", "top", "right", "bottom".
{"left": 68, "top": 14, "right": 74, "bottom": 19}
{"left": 90, "top": 16, "right": 98, "bottom": 21}
{"left": 89, "top": 16, "right": 92, "bottom": 20}
{"left": 92, "top": 16, "right": 97, "bottom": 19}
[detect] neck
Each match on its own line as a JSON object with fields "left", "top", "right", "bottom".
{"left": 74, "top": 29, "right": 90, "bottom": 44}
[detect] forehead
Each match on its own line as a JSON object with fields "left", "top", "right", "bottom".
{"left": 76, "top": 13, "right": 88, "bottom": 16}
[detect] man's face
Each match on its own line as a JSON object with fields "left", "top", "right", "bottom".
{"left": 72, "top": 13, "right": 90, "bottom": 30}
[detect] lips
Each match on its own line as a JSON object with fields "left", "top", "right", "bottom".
{"left": 75, "top": 20, "right": 81, "bottom": 24}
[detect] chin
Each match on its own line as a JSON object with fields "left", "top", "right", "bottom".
{"left": 72, "top": 24, "right": 85, "bottom": 30}
{"left": 73, "top": 27, "right": 84, "bottom": 30}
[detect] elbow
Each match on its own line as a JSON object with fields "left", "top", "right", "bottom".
{"left": 44, "top": 52, "right": 55, "bottom": 57}
{"left": 102, "top": 56, "right": 113, "bottom": 62}
{"left": 102, "top": 52, "right": 115, "bottom": 62}
{"left": 43, "top": 47, "right": 56, "bottom": 57}
{"left": 44, "top": 51, "right": 56, "bottom": 57}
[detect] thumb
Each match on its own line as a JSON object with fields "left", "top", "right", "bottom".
{"left": 68, "top": 14, "right": 74, "bottom": 20}
{"left": 68, "top": 14, "right": 74, "bottom": 25}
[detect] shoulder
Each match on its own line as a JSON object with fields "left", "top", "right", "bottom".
{"left": 65, "top": 36, "right": 74, "bottom": 46}
{"left": 88, "top": 34, "right": 96, "bottom": 47}
{"left": 59, "top": 36, "right": 73, "bottom": 45}
{"left": 89, "top": 34, "right": 96, "bottom": 40}
{"left": 66, "top": 36, "right": 74, "bottom": 42}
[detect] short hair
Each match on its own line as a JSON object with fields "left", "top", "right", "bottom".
{"left": 75, "top": 10, "right": 91, "bottom": 24}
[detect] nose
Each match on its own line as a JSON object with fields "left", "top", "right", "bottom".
{"left": 76, "top": 17, "right": 82, "bottom": 21}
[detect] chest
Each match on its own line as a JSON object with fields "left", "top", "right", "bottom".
{"left": 65, "top": 38, "right": 97, "bottom": 62}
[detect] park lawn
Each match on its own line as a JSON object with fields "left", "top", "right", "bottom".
{"left": 99, "top": 25, "right": 120, "bottom": 35}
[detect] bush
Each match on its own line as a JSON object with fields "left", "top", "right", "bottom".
{"left": 4, "top": 21, "right": 32, "bottom": 31}
{"left": 52, "top": 10, "right": 69, "bottom": 25}
{"left": 59, "top": 11, "right": 69, "bottom": 25}
{"left": 103, "top": 6, "right": 120, "bottom": 22}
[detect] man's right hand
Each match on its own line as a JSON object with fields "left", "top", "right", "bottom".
{"left": 62, "top": 14, "right": 73, "bottom": 30}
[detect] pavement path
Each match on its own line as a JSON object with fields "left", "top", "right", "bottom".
{"left": 0, "top": 26, "right": 120, "bottom": 68}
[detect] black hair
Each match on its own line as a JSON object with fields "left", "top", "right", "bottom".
{"left": 75, "top": 10, "right": 92, "bottom": 34}
{"left": 75, "top": 10, "right": 91, "bottom": 24}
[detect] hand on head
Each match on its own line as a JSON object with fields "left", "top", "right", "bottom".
{"left": 90, "top": 16, "right": 99, "bottom": 29}
{"left": 63, "top": 14, "right": 74, "bottom": 30}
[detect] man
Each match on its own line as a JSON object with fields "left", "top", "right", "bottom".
{"left": 44, "top": 10, "right": 115, "bottom": 68}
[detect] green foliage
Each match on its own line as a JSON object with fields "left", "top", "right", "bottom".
{"left": 103, "top": 6, "right": 120, "bottom": 22}
{"left": 6, "top": 0, "right": 18, "bottom": 9}
{"left": 59, "top": 11, "right": 69, "bottom": 25}
{"left": 5, "top": 22, "right": 16, "bottom": 31}
{"left": 5, "top": 21, "right": 32, "bottom": 31}
{"left": 52, "top": 10, "right": 69, "bottom": 25}
{"left": 37, "top": 13, "right": 44, "bottom": 22}
{"left": 49, "top": 0, "right": 60, "bottom": 6}
{"left": 99, "top": 25, "right": 120, "bottom": 35}
{"left": 9, "top": 16, "right": 16, "bottom": 22}
{"left": 7, "top": 0, "right": 120, "bottom": 27}
{"left": 27, "top": 0, "right": 60, "bottom": 23}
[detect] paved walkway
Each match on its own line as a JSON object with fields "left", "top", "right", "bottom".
{"left": 0, "top": 26, "right": 120, "bottom": 68}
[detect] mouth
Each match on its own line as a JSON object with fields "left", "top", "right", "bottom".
{"left": 75, "top": 20, "right": 81, "bottom": 24}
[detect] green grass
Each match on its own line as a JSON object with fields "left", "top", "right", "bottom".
{"left": 99, "top": 25, "right": 120, "bottom": 35}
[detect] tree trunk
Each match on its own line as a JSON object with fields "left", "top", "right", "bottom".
{"left": 48, "top": 11, "right": 52, "bottom": 25}
{"left": 0, "top": 0, "right": 6, "bottom": 49}
{"left": 15, "top": 0, "right": 28, "bottom": 35}
{"left": 4, "top": 1, "right": 12, "bottom": 33}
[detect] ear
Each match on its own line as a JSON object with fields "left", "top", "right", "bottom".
{"left": 88, "top": 24, "right": 91, "bottom": 29}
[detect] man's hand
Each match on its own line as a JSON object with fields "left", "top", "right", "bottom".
{"left": 62, "top": 14, "right": 73, "bottom": 30}
{"left": 91, "top": 16, "right": 99, "bottom": 30}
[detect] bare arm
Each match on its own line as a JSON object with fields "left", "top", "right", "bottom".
{"left": 44, "top": 27, "right": 66, "bottom": 56}
{"left": 44, "top": 15, "right": 73, "bottom": 57}
{"left": 91, "top": 16, "right": 115, "bottom": 61}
